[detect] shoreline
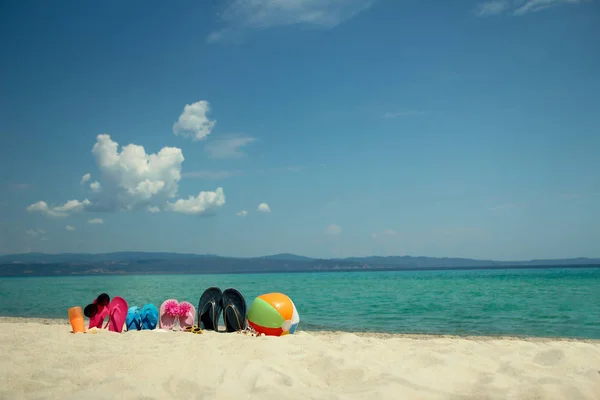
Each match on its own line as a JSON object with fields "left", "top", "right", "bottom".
{"left": 2, "top": 316, "right": 598, "bottom": 343}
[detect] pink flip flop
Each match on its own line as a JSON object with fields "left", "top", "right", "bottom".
{"left": 105, "top": 296, "right": 128, "bottom": 333}
{"left": 178, "top": 301, "right": 196, "bottom": 331}
{"left": 159, "top": 299, "right": 180, "bottom": 331}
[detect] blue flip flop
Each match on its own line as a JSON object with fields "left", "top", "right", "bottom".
{"left": 141, "top": 304, "right": 159, "bottom": 330}
{"left": 126, "top": 306, "right": 142, "bottom": 331}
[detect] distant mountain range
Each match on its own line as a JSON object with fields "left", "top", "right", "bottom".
{"left": 0, "top": 252, "right": 598, "bottom": 277}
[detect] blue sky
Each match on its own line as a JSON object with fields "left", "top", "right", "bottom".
{"left": 1, "top": 0, "right": 598, "bottom": 259}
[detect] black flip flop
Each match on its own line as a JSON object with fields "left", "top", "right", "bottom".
{"left": 84, "top": 293, "right": 110, "bottom": 318}
{"left": 197, "top": 287, "right": 222, "bottom": 331}
{"left": 221, "top": 288, "right": 247, "bottom": 333}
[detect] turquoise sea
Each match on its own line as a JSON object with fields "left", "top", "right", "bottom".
{"left": 1, "top": 268, "right": 599, "bottom": 339}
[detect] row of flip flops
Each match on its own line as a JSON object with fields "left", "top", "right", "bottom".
{"left": 83, "top": 287, "right": 247, "bottom": 334}
{"left": 84, "top": 293, "right": 158, "bottom": 333}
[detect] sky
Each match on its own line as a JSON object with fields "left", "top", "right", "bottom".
{"left": 0, "top": 0, "right": 599, "bottom": 260}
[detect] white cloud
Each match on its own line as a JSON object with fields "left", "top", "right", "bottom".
{"left": 325, "top": 224, "right": 342, "bottom": 235}
{"left": 208, "top": 0, "right": 376, "bottom": 43}
{"left": 167, "top": 187, "right": 225, "bottom": 215}
{"left": 474, "top": 1, "right": 509, "bottom": 16}
{"left": 87, "top": 134, "right": 186, "bottom": 211}
{"left": 88, "top": 218, "right": 104, "bottom": 224}
{"left": 27, "top": 134, "right": 226, "bottom": 217}
{"left": 89, "top": 181, "right": 101, "bottom": 193}
{"left": 183, "top": 170, "right": 244, "bottom": 180}
{"left": 236, "top": 210, "right": 248, "bottom": 217}
{"left": 147, "top": 206, "right": 161, "bottom": 213}
{"left": 257, "top": 203, "right": 271, "bottom": 213}
{"left": 172, "top": 100, "right": 216, "bottom": 141}
{"left": 65, "top": 225, "right": 75, "bottom": 231}
{"left": 474, "top": 0, "right": 585, "bottom": 16}
{"left": 372, "top": 229, "right": 398, "bottom": 239}
{"left": 26, "top": 201, "right": 52, "bottom": 214}
{"left": 205, "top": 135, "right": 255, "bottom": 159}
{"left": 26, "top": 199, "right": 90, "bottom": 218}
{"left": 80, "top": 173, "right": 91, "bottom": 185}
{"left": 57, "top": 200, "right": 89, "bottom": 213}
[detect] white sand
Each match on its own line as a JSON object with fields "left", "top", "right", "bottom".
{"left": 1, "top": 318, "right": 599, "bottom": 400}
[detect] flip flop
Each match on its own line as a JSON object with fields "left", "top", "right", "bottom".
{"left": 159, "top": 299, "right": 179, "bottom": 331}
{"left": 197, "top": 287, "right": 222, "bottom": 331}
{"left": 126, "top": 306, "right": 142, "bottom": 331}
{"left": 106, "top": 296, "right": 128, "bottom": 333}
{"left": 141, "top": 304, "right": 159, "bottom": 330}
{"left": 178, "top": 301, "right": 196, "bottom": 331}
{"left": 221, "top": 288, "right": 247, "bottom": 333}
{"left": 84, "top": 293, "right": 110, "bottom": 329}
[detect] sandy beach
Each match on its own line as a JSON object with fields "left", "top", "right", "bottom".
{"left": 0, "top": 318, "right": 599, "bottom": 400}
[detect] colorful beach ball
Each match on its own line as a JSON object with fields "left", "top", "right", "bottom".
{"left": 247, "top": 292, "right": 300, "bottom": 336}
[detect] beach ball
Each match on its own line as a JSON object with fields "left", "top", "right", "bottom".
{"left": 247, "top": 293, "right": 300, "bottom": 336}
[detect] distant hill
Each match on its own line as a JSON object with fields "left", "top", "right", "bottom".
{"left": 334, "top": 256, "right": 600, "bottom": 267}
{"left": 257, "top": 253, "right": 315, "bottom": 262}
{"left": 0, "top": 252, "right": 598, "bottom": 277}
{"left": 0, "top": 251, "right": 220, "bottom": 264}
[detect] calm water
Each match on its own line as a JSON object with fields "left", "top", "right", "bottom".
{"left": 1, "top": 268, "right": 599, "bottom": 339}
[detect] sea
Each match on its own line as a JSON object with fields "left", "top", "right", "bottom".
{"left": 1, "top": 267, "right": 599, "bottom": 339}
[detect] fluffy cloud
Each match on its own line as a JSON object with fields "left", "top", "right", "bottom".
{"left": 257, "top": 203, "right": 271, "bottom": 213}
{"left": 89, "top": 134, "right": 185, "bottom": 212}
{"left": 325, "top": 224, "right": 342, "bottom": 235}
{"left": 80, "top": 173, "right": 91, "bottom": 185}
{"left": 208, "top": 0, "right": 376, "bottom": 43}
{"left": 205, "top": 135, "right": 255, "bottom": 159}
{"left": 236, "top": 210, "right": 248, "bottom": 217}
{"left": 90, "top": 181, "right": 101, "bottom": 193}
{"left": 167, "top": 187, "right": 225, "bottom": 215}
{"left": 88, "top": 218, "right": 104, "bottom": 224}
{"left": 172, "top": 100, "right": 216, "bottom": 141}
{"left": 65, "top": 225, "right": 75, "bottom": 231}
{"left": 26, "top": 134, "right": 226, "bottom": 217}
{"left": 26, "top": 199, "right": 90, "bottom": 218}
